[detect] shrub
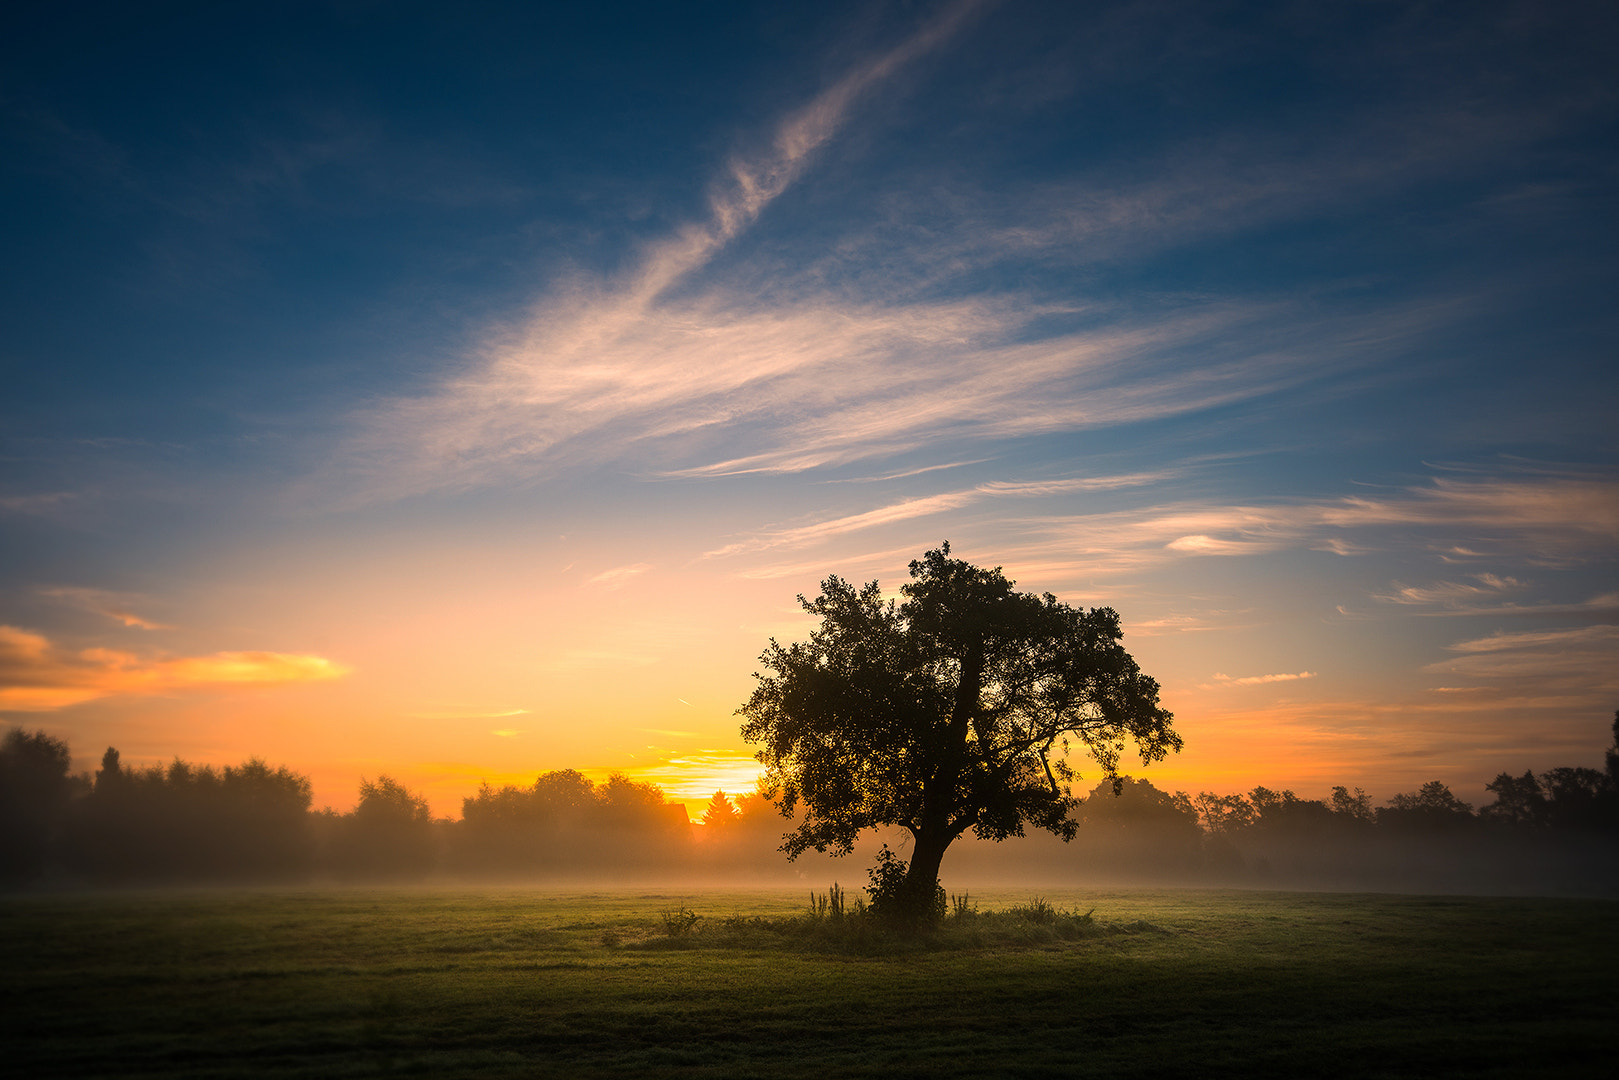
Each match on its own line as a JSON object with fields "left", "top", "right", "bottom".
{"left": 660, "top": 906, "right": 701, "bottom": 937}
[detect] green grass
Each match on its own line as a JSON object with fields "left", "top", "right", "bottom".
{"left": 1, "top": 886, "right": 1614, "bottom": 1077}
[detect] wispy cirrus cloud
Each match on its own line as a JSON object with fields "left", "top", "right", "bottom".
{"left": 40, "top": 586, "right": 173, "bottom": 630}
{"left": 0, "top": 625, "right": 348, "bottom": 712}
{"left": 585, "top": 563, "right": 654, "bottom": 589}
{"left": 979, "top": 471, "right": 1619, "bottom": 581}
{"left": 1374, "top": 574, "right": 1524, "bottom": 608}
{"left": 1422, "top": 625, "right": 1619, "bottom": 711}
{"left": 326, "top": 2, "right": 995, "bottom": 503}
{"left": 711, "top": 469, "right": 1619, "bottom": 580}
{"left": 319, "top": 0, "right": 1507, "bottom": 508}
{"left": 706, "top": 491, "right": 979, "bottom": 557}
{"left": 1209, "top": 671, "right": 1317, "bottom": 688}
{"left": 408, "top": 706, "right": 529, "bottom": 721}
{"left": 707, "top": 470, "right": 1176, "bottom": 559}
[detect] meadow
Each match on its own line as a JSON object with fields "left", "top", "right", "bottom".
{"left": 1, "top": 886, "right": 1614, "bottom": 1078}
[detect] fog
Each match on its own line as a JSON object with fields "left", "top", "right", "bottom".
{"left": 3, "top": 726, "right": 1616, "bottom": 897}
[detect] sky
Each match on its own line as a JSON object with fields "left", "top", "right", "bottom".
{"left": 2, "top": 0, "right": 1616, "bottom": 819}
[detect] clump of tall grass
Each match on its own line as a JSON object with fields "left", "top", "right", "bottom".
{"left": 809, "top": 882, "right": 858, "bottom": 920}
{"left": 659, "top": 906, "right": 701, "bottom": 937}
{"left": 630, "top": 888, "right": 1137, "bottom": 954}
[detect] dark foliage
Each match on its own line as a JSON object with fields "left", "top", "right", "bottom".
{"left": 68, "top": 748, "right": 315, "bottom": 880}
{"left": 0, "top": 729, "right": 74, "bottom": 880}
{"left": 326, "top": 775, "right": 435, "bottom": 878}
{"left": 453, "top": 769, "right": 688, "bottom": 876}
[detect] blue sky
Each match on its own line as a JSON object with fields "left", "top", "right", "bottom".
{"left": 3, "top": 0, "right": 1616, "bottom": 814}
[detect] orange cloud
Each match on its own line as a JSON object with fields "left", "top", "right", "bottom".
{"left": 0, "top": 625, "right": 349, "bottom": 712}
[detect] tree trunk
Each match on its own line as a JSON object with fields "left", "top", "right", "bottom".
{"left": 898, "top": 829, "right": 950, "bottom": 923}
{"left": 893, "top": 644, "right": 981, "bottom": 922}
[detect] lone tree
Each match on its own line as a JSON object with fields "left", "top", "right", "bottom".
{"left": 740, "top": 543, "right": 1180, "bottom": 918}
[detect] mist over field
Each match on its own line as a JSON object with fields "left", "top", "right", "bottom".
{"left": 5, "top": 724, "right": 1616, "bottom": 898}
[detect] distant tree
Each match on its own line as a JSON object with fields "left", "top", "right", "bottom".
{"left": 65, "top": 747, "right": 313, "bottom": 880}
{"left": 740, "top": 544, "right": 1179, "bottom": 920}
{"left": 700, "top": 790, "right": 742, "bottom": 829}
{"left": 95, "top": 747, "right": 122, "bottom": 788}
{"left": 596, "top": 773, "right": 675, "bottom": 829}
{"left": 1537, "top": 767, "right": 1612, "bottom": 832}
{"left": 1247, "top": 786, "right": 1334, "bottom": 831}
{"left": 0, "top": 729, "right": 73, "bottom": 880}
{"left": 1607, "top": 709, "right": 1619, "bottom": 783}
{"left": 453, "top": 768, "right": 687, "bottom": 875}
{"left": 1328, "top": 786, "right": 1375, "bottom": 825}
{"left": 1481, "top": 770, "right": 1548, "bottom": 828}
{"left": 1379, "top": 780, "right": 1475, "bottom": 831}
{"left": 1072, "top": 777, "right": 1202, "bottom": 876}
{"left": 531, "top": 769, "right": 597, "bottom": 817}
{"left": 1191, "top": 792, "right": 1256, "bottom": 835}
{"left": 337, "top": 775, "right": 434, "bottom": 877}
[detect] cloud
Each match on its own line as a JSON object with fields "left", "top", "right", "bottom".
{"left": 1442, "top": 624, "right": 1619, "bottom": 656}
{"left": 707, "top": 492, "right": 979, "bottom": 557}
{"left": 0, "top": 492, "right": 77, "bottom": 516}
{"left": 837, "top": 460, "right": 994, "bottom": 483}
{"left": 1374, "top": 574, "right": 1524, "bottom": 607}
{"left": 40, "top": 586, "right": 173, "bottom": 630}
{"left": 708, "top": 470, "right": 1185, "bottom": 559}
{"left": 325, "top": 3, "right": 996, "bottom": 503}
{"left": 584, "top": 563, "right": 654, "bottom": 589}
{"left": 408, "top": 707, "right": 530, "bottom": 720}
{"left": 322, "top": 0, "right": 1510, "bottom": 510}
{"left": 1210, "top": 671, "right": 1318, "bottom": 687}
{"left": 302, "top": 0, "right": 1607, "bottom": 519}
{"left": 975, "top": 472, "right": 1175, "bottom": 497}
{"left": 1167, "top": 534, "right": 1264, "bottom": 556}
{"left": 985, "top": 470, "right": 1619, "bottom": 580}
{"left": 627, "top": 747, "right": 766, "bottom": 800}
{"left": 1421, "top": 625, "right": 1619, "bottom": 710}
{"left": 0, "top": 625, "right": 348, "bottom": 712}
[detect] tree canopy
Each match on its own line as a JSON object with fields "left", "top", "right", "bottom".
{"left": 739, "top": 544, "right": 1181, "bottom": 915}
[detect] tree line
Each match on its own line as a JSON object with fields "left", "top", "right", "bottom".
{"left": 0, "top": 736, "right": 686, "bottom": 884}
{"left": 1, "top": 718, "right": 1615, "bottom": 889}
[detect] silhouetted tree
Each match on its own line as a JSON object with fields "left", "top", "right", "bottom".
{"left": 1329, "top": 786, "right": 1376, "bottom": 825}
{"left": 66, "top": 747, "right": 313, "bottom": 880}
{"left": 1482, "top": 770, "right": 1549, "bottom": 828}
{"left": 1537, "top": 767, "right": 1612, "bottom": 832}
{"left": 453, "top": 769, "right": 687, "bottom": 876}
{"left": 1379, "top": 781, "right": 1475, "bottom": 831}
{"left": 335, "top": 775, "right": 434, "bottom": 877}
{"left": 1248, "top": 786, "right": 1335, "bottom": 832}
{"left": 700, "top": 790, "right": 741, "bottom": 829}
{"left": 1072, "top": 777, "right": 1202, "bottom": 876}
{"left": 1191, "top": 791, "right": 1256, "bottom": 835}
{"left": 0, "top": 729, "right": 73, "bottom": 880}
{"left": 740, "top": 543, "right": 1179, "bottom": 919}
{"left": 1607, "top": 709, "right": 1619, "bottom": 784}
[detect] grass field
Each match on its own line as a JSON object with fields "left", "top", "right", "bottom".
{"left": 1, "top": 885, "right": 1614, "bottom": 1078}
